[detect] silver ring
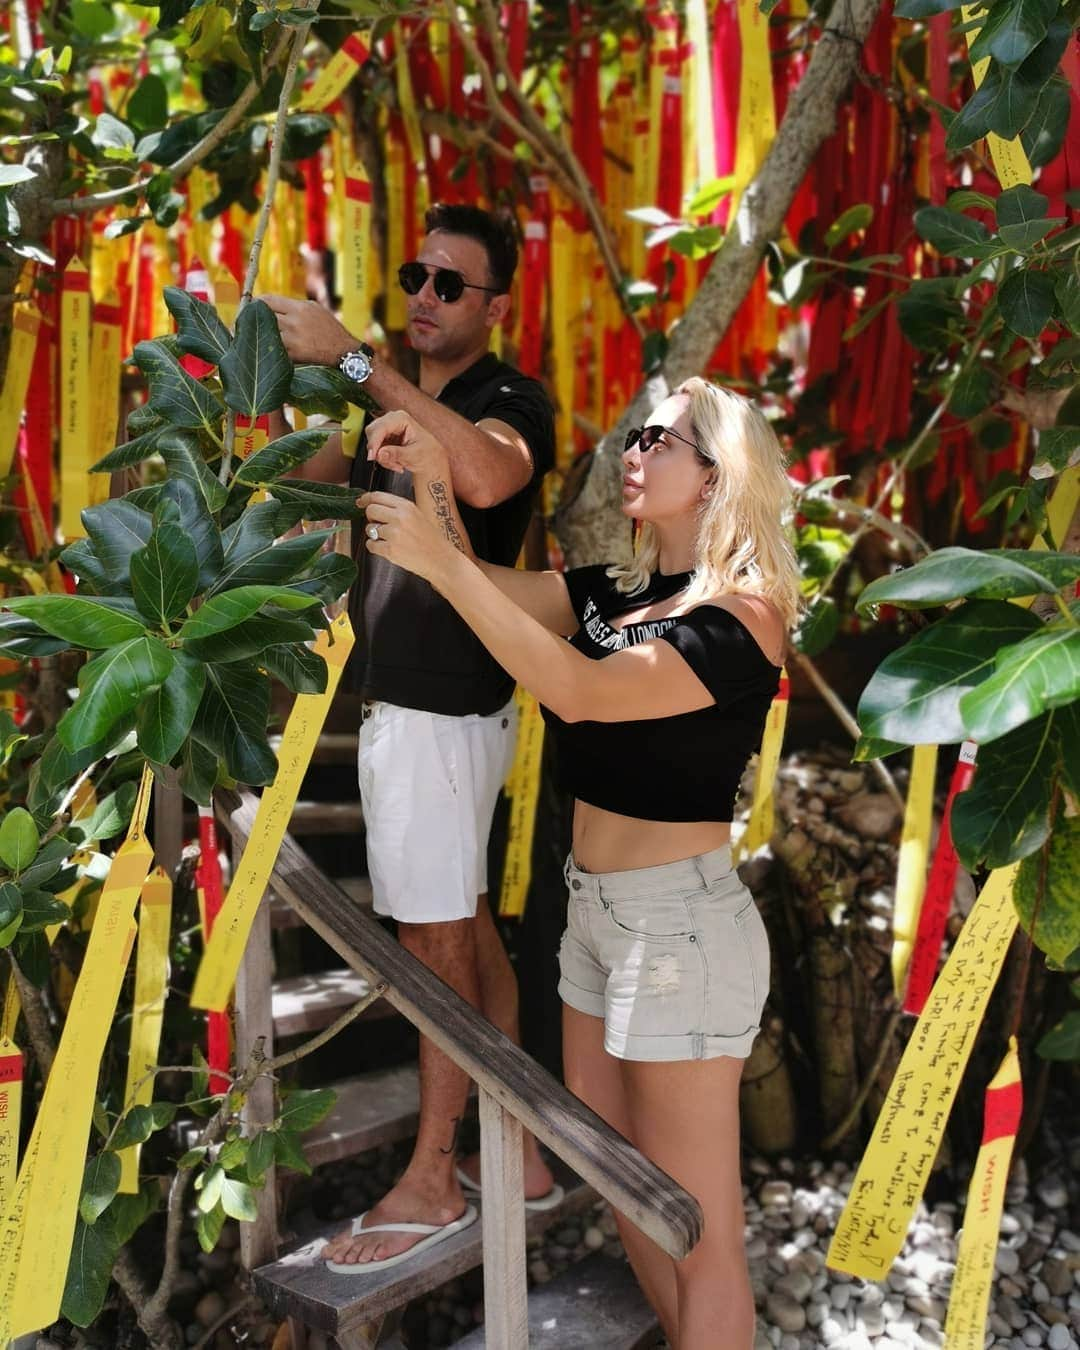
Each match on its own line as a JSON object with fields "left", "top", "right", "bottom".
{"left": 366, "top": 523, "right": 380, "bottom": 541}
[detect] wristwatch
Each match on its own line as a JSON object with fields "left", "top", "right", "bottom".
{"left": 338, "top": 342, "right": 375, "bottom": 384}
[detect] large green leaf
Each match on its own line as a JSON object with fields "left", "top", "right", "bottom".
{"left": 1037, "top": 1009, "right": 1080, "bottom": 1060}
{"left": 186, "top": 612, "right": 316, "bottom": 664}
{"left": 130, "top": 522, "right": 200, "bottom": 627}
{"left": 179, "top": 736, "right": 219, "bottom": 806}
{"left": 58, "top": 636, "right": 175, "bottom": 752}
{"left": 0, "top": 881, "right": 21, "bottom": 946}
{"left": 218, "top": 299, "right": 293, "bottom": 418}
{"left": 158, "top": 477, "right": 224, "bottom": 592}
{"left": 960, "top": 627, "right": 1080, "bottom": 743}
{"left": 89, "top": 429, "right": 162, "bottom": 474}
{"left": 163, "top": 284, "right": 232, "bottom": 363}
{"left": 132, "top": 338, "right": 224, "bottom": 432}
{"left": 136, "top": 651, "right": 207, "bottom": 764}
{"left": 0, "top": 807, "right": 39, "bottom": 872}
{"left": 193, "top": 663, "right": 277, "bottom": 784}
{"left": 272, "top": 1129, "right": 312, "bottom": 1175}
{"left": 950, "top": 709, "right": 1062, "bottom": 868}
{"left": 81, "top": 499, "right": 154, "bottom": 592}
{"left": 1059, "top": 702, "right": 1080, "bottom": 798}
{"left": 277, "top": 1086, "right": 336, "bottom": 1131}
{"left": 0, "top": 614, "right": 71, "bottom": 657}
{"left": 18, "top": 836, "right": 76, "bottom": 889}
{"left": 969, "top": 0, "right": 1058, "bottom": 69}
{"left": 288, "top": 364, "right": 361, "bottom": 419}
{"left": 214, "top": 504, "right": 332, "bottom": 591}
{"left": 856, "top": 600, "right": 1042, "bottom": 745}
{"left": 233, "top": 428, "right": 332, "bottom": 486}
{"left": 31, "top": 721, "right": 133, "bottom": 807}
{"left": 913, "top": 207, "right": 993, "bottom": 257}
{"left": 291, "top": 551, "right": 357, "bottom": 605}
{"left": 999, "top": 267, "right": 1057, "bottom": 339}
{"left": 79, "top": 1152, "right": 122, "bottom": 1224}
{"left": 177, "top": 586, "right": 318, "bottom": 641}
{"left": 72, "top": 782, "right": 137, "bottom": 844}
{"left": 20, "top": 888, "right": 71, "bottom": 931}
{"left": 59, "top": 540, "right": 114, "bottom": 595}
{"left": 1023, "top": 78, "right": 1072, "bottom": 169}
{"left": 2, "top": 595, "right": 146, "bottom": 648}
{"left": 260, "top": 642, "right": 328, "bottom": 693}
{"left": 266, "top": 480, "right": 367, "bottom": 524}
{"left": 856, "top": 548, "right": 1080, "bottom": 613}
{"left": 793, "top": 594, "right": 839, "bottom": 657}
{"left": 156, "top": 429, "right": 228, "bottom": 515}
{"left": 220, "top": 1177, "right": 259, "bottom": 1222}
{"left": 61, "top": 1213, "right": 120, "bottom": 1327}
{"left": 1014, "top": 816, "right": 1080, "bottom": 963}
{"left": 995, "top": 184, "right": 1062, "bottom": 250}
{"left": 109, "top": 1104, "right": 156, "bottom": 1150}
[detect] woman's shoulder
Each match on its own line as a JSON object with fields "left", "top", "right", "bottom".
{"left": 677, "top": 593, "right": 786, "bottom": 668}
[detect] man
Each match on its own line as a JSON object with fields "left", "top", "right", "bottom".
{"left": 263, "top": 204, "right": 558, "bottom": 1270}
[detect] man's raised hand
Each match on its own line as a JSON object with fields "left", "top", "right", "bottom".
{"left": 366, "top": 410, "right": 450, "bottom": 477}
{"left": 261, "top": 293, "right": 356, "bottom": 366}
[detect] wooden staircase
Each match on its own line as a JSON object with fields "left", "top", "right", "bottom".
{"left": 223, "top": 764, "right": 686, "bottom": 1349}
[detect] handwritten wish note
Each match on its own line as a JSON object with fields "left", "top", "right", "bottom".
{"left": 828, "top": 865, "right": 1019, "bottom": 1280}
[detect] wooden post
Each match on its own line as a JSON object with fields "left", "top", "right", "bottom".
{"left": 236, "top": 894, "right": 277, "bottom": 1270}
{"left": 479, "top": 1088, "right": 528, "bottom": 1349}
{"left": 152, "top": 778, "right": 184, "bottom": 881}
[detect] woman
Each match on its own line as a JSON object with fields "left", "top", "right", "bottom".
{"left": 356, "top": 378, "right": 800, "bottom": 1350}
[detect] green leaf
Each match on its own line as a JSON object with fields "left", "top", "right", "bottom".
{"left": 856, "top": 600, "right": 1042, "bottom": 745}
{"left": 968, "top": 0, "right": 1058, "bottom": 69}
{"left": 951, "top": 364, "right": 994, "bottom": 418}
{"left": 159, "top": 478, "right": 224, "bottom": 593}
{"left": 156, "top": 429, "right": 228, "bottom": 516}
{"left": 92, "top": 111, "right": 134, "bottom": 152}
{"left": 179, "top": 737, "right": 219, "bottom": 806}
{"left": 103, "top": 1180, "right": 158, "bottom": 1245}
{"left": 272, "top": 1129, "right": 312, "bottom": 1175}
{"left": 897, "top": 280, "right": 964, "bottom": 350}
{"left": 825, "top": 203, "right": 874, "bottom": 248}
{"left": 266, "top": 480, "right": 367, "bottom": 524}
{"left": 1022, "top": 78, "right": 1071, "bottom": 170}
{"left": 178, "top": 585, "right": 318, "bottom": 641}
{"left": 233, "top": 428, "right": 332, "bottom": 486}
{"left": 1037, "top": 1009, "right": 1080, "bottom": 1060}
{"left": 185, "top": 611, "right": 316, "bottom": 664}
{"left": 219, "top": 300, "right": 293, "bottom": 419}
{"left": 260, "top": 642, "right": 328, "bottom": 694}
{"left": 130, "top": 522, "right": 200, "bottom": 627}
{"left": 1014, "top": 817, "right": 1080, "bottom": 963}
{"left": 0, "top": 807, "right": 39, "bottom": 872}
{"left": 0, "top": 614, "right": 70, "bottom": 657}
{"left": 217, "top": 1135, "right": 249, "bottom": 1171}
{"left": 793, "top": 595, "right": 839, "bottom": 658}
{"left": 89, "top": 430, "right": 164, "bottom": 475}
{"left": 214, "top": 524, "right": 333, "bottom": 593}
{"left": 17, "top": 836, "right": 75, "bottom": 889}
{"left": 999, "top": 267, "right": 1057, "bottom": 338}
{"left": 951, "top": 710, "right": 1061, "bottom": 867}
{"left": 287, "top": 364, "right": 361, "bottom": 419}
{"left": 913, "top": 206, "right": 993, "bottom": 257}
{"left": 1034, "top": 426, "right": 1080, "bottom": 474}
{"left": 247, "top": 1130, "right": 276, "bottom": 1183}
{"left": 132, "top": 338, "right": 224, "bottom": 432}
{"left": 995, "top": 184, "right": 1061, "bottom": 251}
{"left": 57, "top": 636, "right": 175, "bottom": 752}
{"left": 61, "top": 1214, "right": 119, "bottom": 1326}
{"left": 126, "top": 73, "right": 168, "bottom": 131}
{"left": 220, "top": 1177, "right": 259, "bottom": 1222}
{"left": 12, "top": 931, "right": 49, "bottom": 985}
{"left": 79, "top": 1152, "right": 121, "bottom": 1224}
{"left": 19, "top": 889, "right": 70, "bottom": 931}
{"left": 193, "top": 663, "right": 277, "bottom": 784}
{"left": 686, "top": 175, "right": 734, "bottom": 216}
{"left": 197, "top": 1162, "right": 225, "bottom": 1213}
{"left": 195, "top": 1201, "right": 226, "bottom": 1252}
{"left": 0, "top": 881, "right": 22, "bottom": 945}
{"left": 2, "top": 594, "right": 146, "bottom": 648}
{"left": 291, "top": 551, "right": 358, "bottom": 606}
{"left": 135, "top": 651, "right": 207, "bottom": 764}
{"left": 81, "top": 499, "right": 154, "bottom": 592}
{"left": 857, "top": 548, "right": 1080, "bottom": 613}
{"left": 109, "top": 1104, "right": 157, "bottom": 1151}
{"left": 894, "top": 0, "right": 963, "bottom": 15}
{"left": 960, "top": 628, "right": 1080, "bottom": 743}
{"left": 277, "top": 1087, "right": 336, "bottom": 1132}
{"left": 74, "top": 782, "right": 137, "bottom": 843}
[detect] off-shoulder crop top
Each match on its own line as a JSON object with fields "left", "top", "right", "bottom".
{"left": 539, "top": 565, "right": 781, "bottom": 823}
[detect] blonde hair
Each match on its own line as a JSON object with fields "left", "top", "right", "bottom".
{"left": 608, "top": 378, "right": 803, "bottom": 631}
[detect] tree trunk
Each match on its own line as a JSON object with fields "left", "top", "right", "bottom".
{"left": 557, "top": 0, "right": 886, "bottom": 566}
{"left": 741, "top": 1013, "right": 798, "bottom": 1154}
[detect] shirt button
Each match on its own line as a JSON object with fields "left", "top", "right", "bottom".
{"left": 501, "top": 717, "right": 509, "bottom": 728}
{"left": 571, "top": 880, "right": 582, "bottom": 891}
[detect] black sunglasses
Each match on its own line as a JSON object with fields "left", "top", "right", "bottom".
{"left": 624, "top": 424, "right": 702, "bottom": 456}
{"left": 398, "top": 260, "right": 503, "bottom": 304}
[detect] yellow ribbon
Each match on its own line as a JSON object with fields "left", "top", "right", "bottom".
{"left": 498, "top": 689, "right": 546, "bottom": 919}
{"left": 60, "top": 257, "right": 92, "bottom": 541}
{"left": 962, "top": 7, "right": 1033, "bottom": 189}
{"left": 0, "top": 302, "right": 41, "bottom": 478}
{"left": 89, "top": 290, "right": 123, "bottom": 507}
{"left": 340, "top": 162, "right": 374, "bottom": 347}
{"left": 892, "top": 743, "right": 939, "bottom": 996}
{"left": 734, "top": 670, "right": 790, "bottom": 861}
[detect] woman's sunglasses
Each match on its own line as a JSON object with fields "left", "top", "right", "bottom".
{"left": 624, "top": 424, "right": 702, "bottom": 455}
{"left": 397, "top": 260, "right": 503, "bottom": 304}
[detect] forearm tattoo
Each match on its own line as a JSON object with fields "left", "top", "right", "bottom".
{"left": 428, "top": 478, "right": 467, "bottom": 553}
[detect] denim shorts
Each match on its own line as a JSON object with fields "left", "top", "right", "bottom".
{"left": 557, "top": 846, "right": 769, "bottom": 1062}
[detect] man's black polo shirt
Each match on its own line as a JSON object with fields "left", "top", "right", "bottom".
{"left": 346, "top": 352, "right": 555, "bottom": 716}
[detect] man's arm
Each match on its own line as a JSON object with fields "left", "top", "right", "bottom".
{"left": 267, "top": 409, "right": 350, "bottom": 484}
{"left": 261, "top": 296, "right": 536, "bottom": 508}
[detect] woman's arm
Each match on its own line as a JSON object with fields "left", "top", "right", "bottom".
{"left": 362, "top": 493, "right": 715, "bottom": 723}
{"left": 364, "top": 410, "right": 577, "bottom": 636}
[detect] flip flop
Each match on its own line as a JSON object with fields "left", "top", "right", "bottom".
{"left": 455, "top": 1164, "right": 566, "bottom": 1213}
{"left": 324, "top": 1204, "right": 478, "bottom": 1274}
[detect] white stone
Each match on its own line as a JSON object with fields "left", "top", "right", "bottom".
{"left": 998, "top": 1248, "right": 1022, "bottom": 1277}
{"left": 832, "top": 1285, "right": 853, "bottom": 1311}
{"left": 1022, "top": 1331, "right": 1045, "bottom": 1347}
{"left": 1037, "top": 1178, "right": 1069, "bottom": 1210}
{"left": 761, "top": 1179, "right": 793, "bottom": 1206}
{"left": 780, "top": 1336, "right": 801, "bottom": 1350}
{"left": 856, "top": 1306, "right": 885, "bottom": 1338}
{"left": 774, "top": 1271, "right": 813, "bottom": 1302}
{"left": 1047, "top": 1327, "right": 1073, "bottom": 1350}
{"left": 766, "top": 1292, "right": 806, "bottom": 1334}
{"left": 1061, "top": 1232, "right": 1080, "bottom": 1255}
{"left": 821, "top": 1317, "right": 847, "bottom": 1345}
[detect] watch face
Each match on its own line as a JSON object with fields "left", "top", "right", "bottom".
{"left": 341, "top": 350, "right": 372, "bottom": 383}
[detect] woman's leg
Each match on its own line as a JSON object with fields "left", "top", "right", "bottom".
{"left": 621, "top": 1054, "right": 753, "bottom": 1350}
{"left": 562, "top": 1005, "right": 679, "bottom": 1342}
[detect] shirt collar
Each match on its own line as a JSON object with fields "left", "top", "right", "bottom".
{"left": 437, "top": 351, "right": 501, "bottom": 403}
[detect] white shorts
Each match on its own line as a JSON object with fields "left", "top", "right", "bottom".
{"left": 356, "top": 699, "right": 517, "bottom": 923}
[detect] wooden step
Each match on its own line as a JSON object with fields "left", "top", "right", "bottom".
{"left": 271, "top": 876, "right": 373, "bottom": 930}
{"left": 271, "top": 731, "right": 358, "bottom": 765}
{"left": 455, "top": 1253, "right": 662, "bottom": 1350}
{"left": 251, "top": 1159, "right": 595, "bottom": 1335}
{"left": 289, "top": 800, "right": 364, "bottom": 836}
{"left": 303, "top": 1065, "right": 422, "bottom": 1170}
{"left": 271, "top": 968, "right": 396, "bottom": 1038}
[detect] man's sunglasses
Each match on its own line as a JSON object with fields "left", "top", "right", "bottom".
{"left": 624, "top": 424, "right": 702, "bottom": 456}
{"left": 398, "top": 260, "right": 503, "bottom": 304}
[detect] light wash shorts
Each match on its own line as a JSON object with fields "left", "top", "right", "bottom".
{"left": 356, "top": 699, "right": 517, "bottom": 923}
{"left": 557, "top": 846, "right": 769, "bottom": 1062}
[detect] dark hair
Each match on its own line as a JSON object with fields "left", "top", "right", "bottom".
{"left": 424, "top": 203, "right": 518, "bottom": 293}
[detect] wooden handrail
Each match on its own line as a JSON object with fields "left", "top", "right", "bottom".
{"left": 217, "top": 789, "right": 703, "bottom": 1261}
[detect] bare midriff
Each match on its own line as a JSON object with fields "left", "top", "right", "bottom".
{"left": 571, "top": 799, "right": 732, "bottom": 874}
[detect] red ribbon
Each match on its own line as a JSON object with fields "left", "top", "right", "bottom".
{"left": 196, "top": 809, "right": 231, "bottom": 1094}
{"left": 982, "top": 1079, "right": 1023, "bottom": 1145}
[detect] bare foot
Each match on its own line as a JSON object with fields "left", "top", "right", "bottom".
{"left": 458, "top": 1142, "right": 557, "bottom": 1202}
{"left": 322, "top": 1175, "right": 467, "bottom": 1267}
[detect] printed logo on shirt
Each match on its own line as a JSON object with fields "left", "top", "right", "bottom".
{"left": 582, "top": 596, "right": 680, "bottom": 651}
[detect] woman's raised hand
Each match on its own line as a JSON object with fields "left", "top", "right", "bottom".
{"left": 359, "top": 491, "right": 462, "bottom": 585}
{"left": 365, "top": 410, "right": 449, "bottom": 476}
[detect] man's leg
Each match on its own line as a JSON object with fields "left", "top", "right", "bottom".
{"left": 322, "top": 917, "right": 480, "bottom": 1266}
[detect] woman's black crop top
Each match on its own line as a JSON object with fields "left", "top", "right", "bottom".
{"left": 540, "top": 565, "right": 781, "bottom": 823}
